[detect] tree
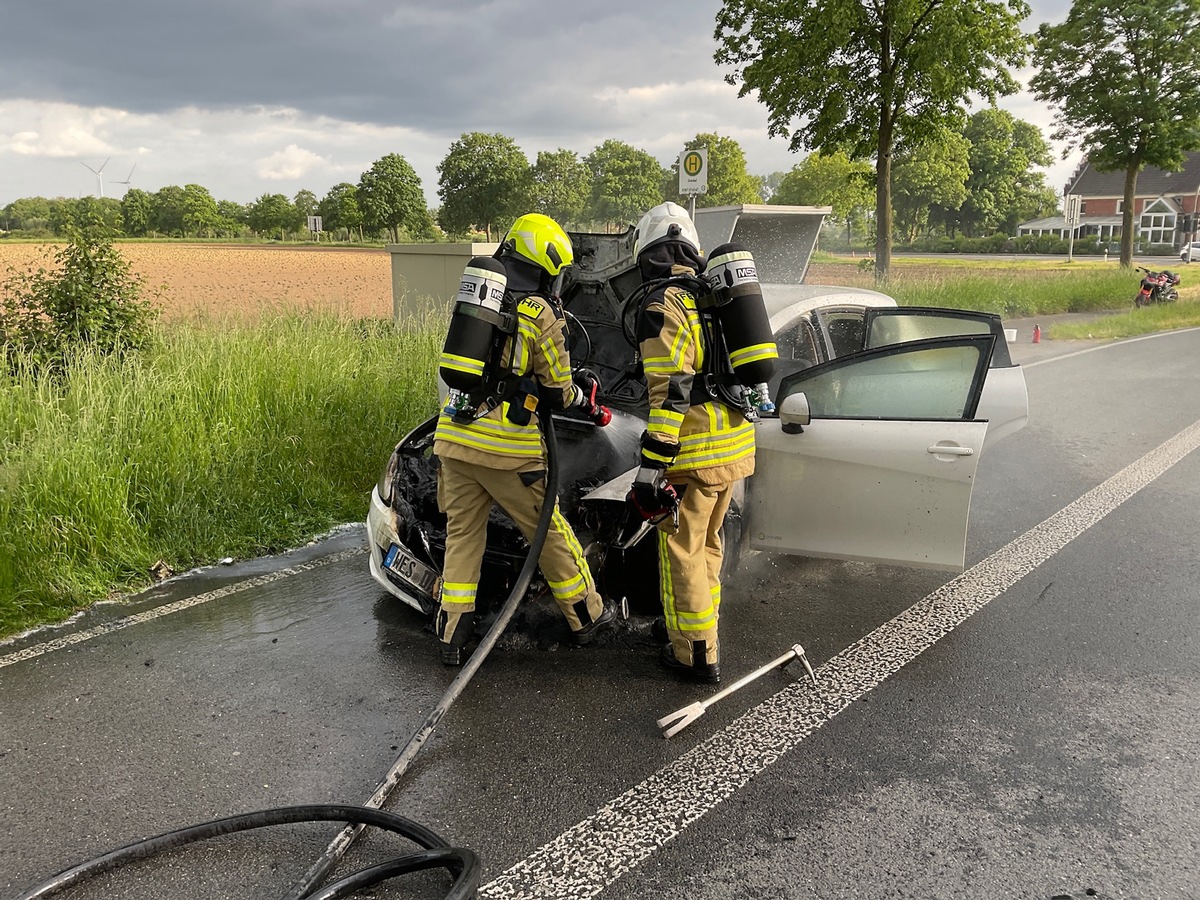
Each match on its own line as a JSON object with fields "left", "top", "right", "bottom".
{"left": 150, "top": 186, "right": 187, "bottom": 237}
{"left": 760, "top": 172, "right": 788, "bottom": 202}
{"left": 318, "top": 183, "right": 363, "bottom": 241}
{"left": 584, "top": 140, "right": 665, "bottom": 228}
{"left": 293, "top": 190, "right": 319, "bottom": 234}
{"left": 892, "top": 129, "right": 971, "bottom": 243}
{"left": 528, "top": 149, "right": 590, "bottom": 228}
{"left": 664, "top": 133, "right": 763, "bottom": 207}
{"left": 3, "top": 197, "right": 53, "bottom": 233}
{"left": 772, "top": 151, "right": 874, "bottom": 244}
{"left": 952, "top": 109, "right": 1056, "bottom": 237}
{"left": 51, "top": 198, "right": 121, "bottom": 235}
{"left": 121, "top": 189, "right": 153, "bottom": 237}
{"left": 358, "top": 153, "right": 426, "bottom": 244}
{"left": 247, "top": 193, "right": 295, "bottom": 240}
{"left": 1031, "top": 0, "right": 1200, "bottom": 266}
{"left": 216, "top": 200, "right": 249, "bottom": 238}
{"left": 437, "top": 133, "right": 530, "bottom": 239}
{"left": 715, "top": 0, "right": 1030, "bottom": 278}
{"left": 181, "top": 184, "right": 220, "bottom": 237}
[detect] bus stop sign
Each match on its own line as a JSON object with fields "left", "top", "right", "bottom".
{"left": 679, "top": 148, "right": 708, "bottom": 195}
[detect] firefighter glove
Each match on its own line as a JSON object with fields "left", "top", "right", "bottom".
{"left": 627, "top": 466, "right": 679, "bottom": 521}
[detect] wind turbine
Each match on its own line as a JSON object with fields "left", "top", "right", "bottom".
{"left": 111, "top": 163, "right": 137, "bottom": 192}
{"left": 81, "top": 157, "right": 110, "bottom": 197}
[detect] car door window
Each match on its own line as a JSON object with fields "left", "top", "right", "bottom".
{"left": 864, "top": 307, "right": 1013, "bottom": 367}
{"left": 769, "top": 315, "right": 821, "bottom": 395}
{"left": 778, "top": 335, "right": 993, "bottom": 420}
{"left": 821, "top": 311, "right": 867, "bottom": 357}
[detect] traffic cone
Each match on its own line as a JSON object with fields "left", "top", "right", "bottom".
{"left": 1032, "top": 324, "right": 1041, "bottom": 344}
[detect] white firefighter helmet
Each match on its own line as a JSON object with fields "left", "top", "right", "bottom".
{"left": 632, "top": 201, "right": 701, "bottom": 259}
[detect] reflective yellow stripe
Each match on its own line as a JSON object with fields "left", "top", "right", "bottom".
{"left": 548, "top": 573, "right": 586, "bottom": 599}
{"left": 658, "top": 531, "right": 679, "bottom": 631}
{"left": 439, "top": 352, "right": 486, "bottom": 376}
{"left": 540, "top": 332, "right": 571, "bottom": 382}
{"left": 672, "top": 420, "right": 756, "bottom": 470}
{"left": 648, "top": 409, "right": 683, "bottom": 444}
{"left": 675, "top": 604, "right": 718, "bottom": 632}
{"left": 667, "top": 327, "right": 692, "bottom": 369}
{"left": 435, "top": 410, "right": 545, "bottom": 457}
{"left": 549, "top": 508, "right": 593, "bottom": 600}
{"left": 642, "top": 446, "right": 677, "bottom": 465}
{"left": 729, "top": 342, "right": 778, "bottom": 368}
{"left": 642, "top": 355, "right": 680, "bottom": 375}
{"left": 440, "top": 581, "right": 477, "bottom": 610}
{"left": 649, "top": 408, "right": 684, "bottom": 429}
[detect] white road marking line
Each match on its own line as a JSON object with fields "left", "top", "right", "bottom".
{"left": 480, "top": 417, "right": 1200, "bottom": 900}
{"left": 0, "top": 549, "right": 365, "bottom": 670}
{"left": 1022, "top": 325, "right": 1200, "bottom": 368}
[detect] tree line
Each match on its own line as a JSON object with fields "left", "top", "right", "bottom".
{"left": 1, "top": 118, "right": 1057, "bottom": 249}
{"left": 714, "top": 0, "right": 1200, "bottom": 271}
{"left": 6, "top": 0, "right": 1200, "bottom": 273}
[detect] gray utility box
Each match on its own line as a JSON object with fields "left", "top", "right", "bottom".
{"left": 387, "top": 241, "right": 498, "bottom": 321}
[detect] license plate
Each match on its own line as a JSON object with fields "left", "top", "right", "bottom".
{"left": 383, "top": 544, "right": 440, "bottom": 598}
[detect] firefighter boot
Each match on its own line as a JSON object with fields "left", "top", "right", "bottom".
{"left": 659, "top": 640, "right": 721, "bottom": 685}
{"left": 569, "top": 596, "right": 615, "bottom": 646}
{"left": 435, "top": 609, "right": 476, "bottom": 667}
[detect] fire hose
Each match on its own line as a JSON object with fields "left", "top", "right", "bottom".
{"left": 14, "top": 408, "right": 568, "bottom": 900}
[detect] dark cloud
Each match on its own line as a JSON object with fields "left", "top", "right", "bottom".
{"left": 0, "top": 1, "right": 721, "bottom": 140}
{"left": 0, "top": 0, "right": 1078, "bottom": 207}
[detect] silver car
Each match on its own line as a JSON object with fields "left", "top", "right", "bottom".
{"left": 366, "top": 207, "right": 1029, "bottom": 619}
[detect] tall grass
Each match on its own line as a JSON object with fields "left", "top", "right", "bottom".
{"left": 882, "top": 268, "right": 1138, "bottom": 317}
{"left": 0, "top": 311, "right": 444, "bottom": 637}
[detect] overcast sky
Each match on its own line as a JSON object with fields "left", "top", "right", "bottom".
{"left": 0, "top": 0, "right": 1079, "bottom": 213}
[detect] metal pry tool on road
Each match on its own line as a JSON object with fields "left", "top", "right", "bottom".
{"left": 656, "top": 642, "right": 817, "bottom": 739}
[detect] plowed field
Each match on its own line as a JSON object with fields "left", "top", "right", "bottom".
{"left": 0, "top": 243, "right": 395, "bottom": 321}
{"left": 1, "top": 242, "right": 873, "bottom": 323}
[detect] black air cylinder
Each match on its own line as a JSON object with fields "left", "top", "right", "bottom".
{"left": 438, "top": 257, "right": 508, "bottom": 391}
{"left": 705, "top": 242, "right": 778, "bottom": 385}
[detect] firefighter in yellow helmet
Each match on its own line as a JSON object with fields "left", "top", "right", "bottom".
{"left": 628, "top": 201, "right": 776, "bottom": 684}
{"left": 432, "top": 213, "right": 613, "bottom": 665}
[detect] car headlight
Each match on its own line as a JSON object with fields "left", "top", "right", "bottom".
{"left": 376, "top": 458, "right": 393, "bottom": 505}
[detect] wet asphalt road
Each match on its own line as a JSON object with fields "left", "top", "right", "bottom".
{"left": 2, "top": 323, "right": 1199, "bottom": 900}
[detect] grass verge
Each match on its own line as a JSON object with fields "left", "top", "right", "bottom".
{"left": 0, "top": 310, "right": 444, "bottom": 638}
{"left": 1049, "top": 298, "right": 1200, "bottom": 339}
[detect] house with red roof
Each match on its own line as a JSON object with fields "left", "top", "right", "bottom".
{"left": 1018, "top": 152, "right": 1200, "bottom": 249}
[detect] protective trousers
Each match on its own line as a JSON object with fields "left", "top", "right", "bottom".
{"left": 436, "top": 455, "right": 603, "bottom": 641}
{"left": 658, "top": 478, "right": 734, "bottom": 667}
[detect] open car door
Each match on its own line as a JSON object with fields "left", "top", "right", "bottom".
{"left": 861, "top": 306, "right": 1028, "bottom": 446}
{"left": 746, "top": 335, "right": 993, "bottom": 572}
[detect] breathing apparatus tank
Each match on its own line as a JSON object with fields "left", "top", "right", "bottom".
{"left": 438, "top": 257, "right": 511, "bottom": 414}
{"left": 704, "top": 242, "right": 778, "bottom": 389}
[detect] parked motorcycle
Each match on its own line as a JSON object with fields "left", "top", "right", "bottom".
{"left": 1134, "top": 266, "right": 1180, "bottom": 307}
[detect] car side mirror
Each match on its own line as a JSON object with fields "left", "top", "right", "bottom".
{"left": 779, "top": 392, "right": 810, "bottom": 434}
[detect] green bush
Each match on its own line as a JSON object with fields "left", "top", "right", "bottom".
{"left": 1, "top": 219, "right": 160, "bottom": 373}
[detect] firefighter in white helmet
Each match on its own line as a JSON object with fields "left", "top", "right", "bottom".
{"left": 432, "top": 213, "right": 613, "bottom": 665}
{"left": 628, "top": 201, "right": 776, "bottom": 684}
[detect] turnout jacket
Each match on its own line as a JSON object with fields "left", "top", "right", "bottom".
{"left": 638, "top": 267, "right": 756, "bottom": 486}
{"left": 434, "top": 292, "right": 575, "bottom": 470}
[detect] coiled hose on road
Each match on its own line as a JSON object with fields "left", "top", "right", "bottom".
{"left": 14, "top": 411, "right": 563, "bottom": 900}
